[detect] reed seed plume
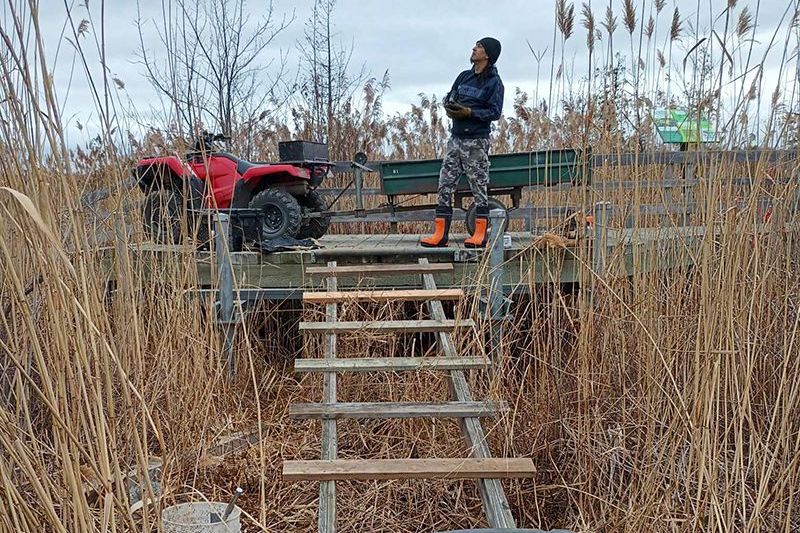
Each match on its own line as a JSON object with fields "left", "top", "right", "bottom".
{"left": 557, "top": 0, "right": 576, "bottom": 40}
{"left": 747, "top": 78, "right": 759, "bottom": 100}
{"left": 602, "top": 5, "right": 617, "bottom": 36}
{"left": 582, "top": 3, "right": 596, "bottom": 51}
{"left": 2, "top": 1, "right": 800, "bottom": 532}
{"left": 644, "top": 16, "right": 655, "bottom": 39}
{"left": 670, "top": 7, "right": 682, "bottom": 41}
{"left": 623, "top": 0, "right": 636, "bottom": 34}
{"left": 737, "top": 7, "right": 753, "bottom": 37}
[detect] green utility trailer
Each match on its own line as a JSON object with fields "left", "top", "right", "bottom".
{"left": 317, "top": 148, "right": 591, "bottom": 234}
{"left": 376, "top": 148, "right": 591, "bottom": 232}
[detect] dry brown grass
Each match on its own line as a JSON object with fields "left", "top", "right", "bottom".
{"left": 2, "top": 1, "right": 800, "bottom": 532}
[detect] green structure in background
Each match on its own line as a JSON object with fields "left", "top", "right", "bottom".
{"left": 652, "top": 108, "right": 717, "bottom": 146}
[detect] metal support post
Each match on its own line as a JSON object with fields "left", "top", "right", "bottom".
{"left": 680, "top": 162, "right": 695, "bottom": 227}
{"left": 215, "top": 212, "right": 236, "bottom": 379}
{"left": 523, "top": 201, "right": 531, "bottom": 235}
{"left": 388, "top": 200, "right": 399, "bottom": 234}
{"left": 525, "top": 203, "right": 537, "bottom": 236}
{"left": 592, "top": 202, "right": 613, "bottom": 277}
{"left": 354, "top": 166, "right": 364, "bottom": 211}
{"left": 487, "top": 208, "right": 508, "bottom": 360}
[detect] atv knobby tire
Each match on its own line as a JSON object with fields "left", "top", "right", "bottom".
{"left": 143, "top": 189, "right": 182, "bottom": 244}
{"left": 297, "top": 190, "right": 330, "bottom": 239}
{"left": 249, "top": 187, "right": 302, "bottom": 240}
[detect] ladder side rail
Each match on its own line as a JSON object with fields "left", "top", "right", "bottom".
{"left": 319, "top": 262, "right": 338, "bottom": 533}
{"left": 419, "top": 258, "right": 517, "bottom": 529}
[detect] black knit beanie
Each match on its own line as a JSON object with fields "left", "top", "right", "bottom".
{"left": 478, "top": 37, "right": 501, "bottom": 64}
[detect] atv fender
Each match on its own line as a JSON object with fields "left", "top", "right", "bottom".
{"left": 135, "top": 157, "right": 205, "bottom": 211}
{"left": 240, "top": 164, "right": 310, "bottom": 193}
{"left": 134, "top": 156, "right": 191, "bottom": 192}
{"left": 241, "top": 163, "right": 308, "bottom": 182}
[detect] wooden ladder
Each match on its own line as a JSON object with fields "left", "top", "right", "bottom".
{"left": 283, "top": 259, "right": 534, "bottom": 531}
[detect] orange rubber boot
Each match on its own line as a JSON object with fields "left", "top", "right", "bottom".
{"left": 464, "top": 217, "right": 489, "bottom": 248}
{"left": 420, "top": 216, "right": 451, "bottom": 247}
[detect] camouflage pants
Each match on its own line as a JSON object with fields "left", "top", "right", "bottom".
{"left": 436, "top": 137, "right": 490, "bottom": 212}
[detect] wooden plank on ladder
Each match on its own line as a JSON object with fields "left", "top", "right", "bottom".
{"left": 319, "top": 262, "right": 337, "bottom": 533}
{"left": 288, "top": 401, "right": 504, "bottom": 419}
{"left": 299, "top": 319, "right": 475, "bottom": 334}
{"left": 294, "top": 356, "right": 489, "bottom": 373}
{"left": 419, "top": 258, "right": 518, "bottom": 529}
{"left": 303, "top": 289, "right": 463, "bottom": 304}
{"left": 283, "top": 458, "right": 536, "bottom": 481}
{"left": 306, "top": 263, "right": 454, "bottom": 278}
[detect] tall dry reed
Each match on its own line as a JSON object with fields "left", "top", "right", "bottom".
{"left": 1, "top": 1, "right": 799, "bottom": 532}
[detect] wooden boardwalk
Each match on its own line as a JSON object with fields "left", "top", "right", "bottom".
{"left": 115, "top": 226, "right": 714, "bottom": 300}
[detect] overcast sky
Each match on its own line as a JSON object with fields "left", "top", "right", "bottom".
{"left": 25, "top": 0, "right": 798, "bottom": 144}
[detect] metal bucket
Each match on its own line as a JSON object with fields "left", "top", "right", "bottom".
{"left": 161, "top": 502, "right": 242, "bottom": 533}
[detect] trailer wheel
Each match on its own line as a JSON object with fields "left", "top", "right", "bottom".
{"left": 465, "top": 197, "right": 507, "bottom": 235}
{"left": 297, "top": 190, "right": 330, "bottom": 239}
{"left": 249, "top": 187, "right": 302, "bottom": 240}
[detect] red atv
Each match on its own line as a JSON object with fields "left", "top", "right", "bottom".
{"left": 133, "top": 132, "right": 333, "bottom": 246}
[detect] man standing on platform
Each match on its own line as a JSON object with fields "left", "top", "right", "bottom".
{"left": 420, "top": 37, "right": 504, "bottom": 248}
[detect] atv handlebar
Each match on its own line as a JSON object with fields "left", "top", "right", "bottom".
{"left": 203, "top": 131, "right": 230, "bottom": 143}
{"left": 195, "top": 131, "right": 231, "bottom": 151}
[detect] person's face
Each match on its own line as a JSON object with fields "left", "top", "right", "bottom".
{"left": 471, "top": 42, "right": 488, "bottom": 63}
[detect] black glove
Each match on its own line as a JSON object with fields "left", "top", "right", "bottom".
{"left": 445, "top": 102, "right": 471, "bottom": 119}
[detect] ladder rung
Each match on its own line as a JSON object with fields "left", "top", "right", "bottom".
{"left": 294, "top": 356, "right": 489, "bottom": 373}
{"left": 306, "top": 263, "right": 453, "bottom": 278}
{"left": 303, "top": 289, "right": 463, "bottom": 304}
{"left": 282, "top": 458, "right": 536, "bottom": 481}
{"left": 288, "top": 401, "right": 503, "bottom": 420}
{"left": 299, "top": 319, "right": 474, "bottom": 334}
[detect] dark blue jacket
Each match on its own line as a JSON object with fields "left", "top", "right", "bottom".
{"left": 445, "top": 65, "right": 504, "bottom": 139}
